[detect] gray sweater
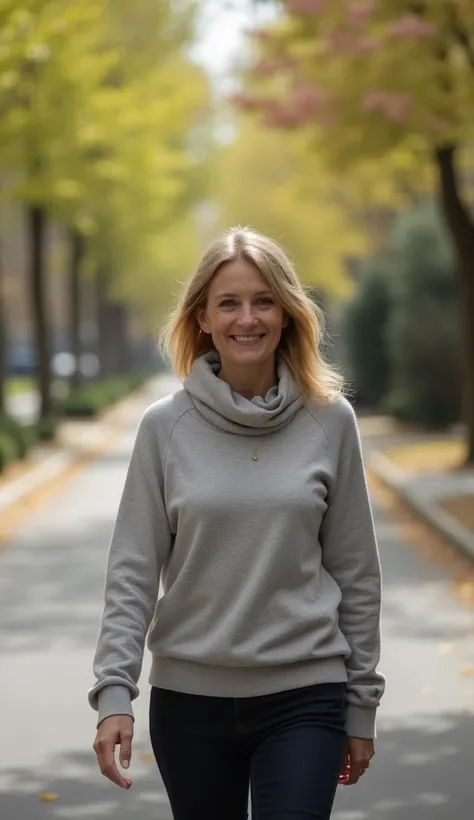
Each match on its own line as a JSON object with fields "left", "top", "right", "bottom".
{"left": 89, "top": 352, "right": 385, "bottom": 738}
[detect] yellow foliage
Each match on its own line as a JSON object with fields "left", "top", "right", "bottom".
{"left": 0, "top": 0, "right": 211, "bottom": 319}
{"left": 214, "top": 115, "right": 365, "bottom": 297}
{"left": 249, "top": 1, "right": 474, "bottom": 199}
{"left": 111, "top": 213, "right": 202, "bottom": 322}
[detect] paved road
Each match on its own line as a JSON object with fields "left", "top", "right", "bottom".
{"left": 0, "top": 382, "right": 473, "bottom": 819}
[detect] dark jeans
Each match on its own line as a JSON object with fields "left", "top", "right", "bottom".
{"left": 149, "top": 681, "right": 347, "bottom": 820}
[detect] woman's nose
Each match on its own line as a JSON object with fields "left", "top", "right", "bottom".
{"left": 237, "top": 305, "right": 258, "bottom": 325}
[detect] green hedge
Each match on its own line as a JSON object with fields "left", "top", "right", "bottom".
{"left": 0, "top": 417, "right": 35, "bottom": 459}
{"left": 383, "top": 202, "right": 461, "bottom": 428}
{"left": 0, "top": 371, "right": 151, "bottom": 473}
{"left": 341, "top": 200, "right": 462, "bottom": 429}
{"left": 58, "top": 371, "right": 151, "bottom": 418}
{"left": 0, "top": 431, "right": 20, "bottom": 471}
{"left": 0, "top": 415, "right": 60, "bottom": 474}
{"left": 341, "top": 258, "right": 391, "bottom": 408}
{"left": 36, "top": 417, "right": 59, "bottom": 441}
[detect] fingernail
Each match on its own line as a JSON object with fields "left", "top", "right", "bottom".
{"left": 123, "top": 761, "right": 129, "bottom": 769}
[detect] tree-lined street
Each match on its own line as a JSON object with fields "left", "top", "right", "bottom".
{"left": 0, "top": 0, "right": 209, "bottom": 433}
{"left": 1, "top": 2, "right": 474, "bottom": 818}
{"left": 0, "top": 374, "right": 473, "bottom": 819}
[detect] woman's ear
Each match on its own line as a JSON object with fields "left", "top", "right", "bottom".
{"left": 282, "top": 314, "right": 290, "bottom": 328}
{"left": 197, "top": 308, "right": 211, "bottom": 335}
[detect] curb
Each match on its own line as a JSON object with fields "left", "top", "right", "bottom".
{"left": 0, "top": 450, "right": 75, "bottom": 513}
{"left": 369, "top": 450, "right": 474, "bottom": 563}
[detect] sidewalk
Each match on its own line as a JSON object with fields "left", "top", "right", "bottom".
{"left": 359, "top": 415, "right": 474, "bottom": 564}
{"left": 0, "top": 376, "right": 178, "bottom": 819}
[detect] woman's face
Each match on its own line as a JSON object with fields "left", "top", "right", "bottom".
{"left": 198, "top": 258, "right": 287, "bottom": 372}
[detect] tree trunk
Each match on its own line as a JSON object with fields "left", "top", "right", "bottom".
{"left": 68, "top": 230, "right": 84, "bottom": 391}
{"left": 435, "top": 145, "right": 474, "bottom": 463}
{"left": 111, "top": 302, "right": 131, "bottom": 374}
{"left": 0, "top": 248, "right": 7, "bottom": 416}
{"left": 96, "top": 268, "right": 118, "bottom": 377}
{"left": 28, "top": 205, "right": 52, "bottom": 419}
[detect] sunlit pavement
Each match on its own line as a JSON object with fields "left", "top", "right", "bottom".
{"left": 0, "top": 386, "right": 473, "bottom": 819}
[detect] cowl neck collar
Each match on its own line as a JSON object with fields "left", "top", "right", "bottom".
{"left": 183, "top": 350, "right": 303, "bottom": 436}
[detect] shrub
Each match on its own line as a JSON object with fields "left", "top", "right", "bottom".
{"left": 0, "top": 417, "right": 34, "bottom": 459}
{"left": 36, "top": 417, "right": 58, "bottom": 441}
{"left": 0, "top": 432, "right": 19, "bottom": 472}
{"left": 384, "top": 201, "right": 462, "bottom": 428}
{"left": 59, "top": 372, "right": 150, "bottom": 418}
{"left": 341, "top": 258, "right": 391, "bottom": 408}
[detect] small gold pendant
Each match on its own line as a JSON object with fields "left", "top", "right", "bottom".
{"left": 252, "top": 452, "right": 259, "bottom": 461}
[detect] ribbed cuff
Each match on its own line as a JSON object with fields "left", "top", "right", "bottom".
{"left": 345, "top": 704, "right": 377, "bottom": 739}
{"left": 97, "top": 685, "right": 134, "bottom": 728}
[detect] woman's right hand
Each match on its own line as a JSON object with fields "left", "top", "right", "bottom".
{"left": 93, "top": 715, "right": 134, "bottom": 789}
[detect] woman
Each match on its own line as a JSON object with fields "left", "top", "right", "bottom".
{"left": 89, "top": 227, "right": 385, "bottom": 820}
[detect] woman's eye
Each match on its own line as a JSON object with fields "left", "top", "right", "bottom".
{"left": 218, "top": 297, "right": 274, "bottom": 308}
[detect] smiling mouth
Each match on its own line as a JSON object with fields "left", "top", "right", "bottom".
{"left": 230, "top": 335, "right": 265, "bottom": 344}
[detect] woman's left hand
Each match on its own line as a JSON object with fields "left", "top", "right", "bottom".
{"left": 339, "top": 736, "right": 375, "bottom": 786}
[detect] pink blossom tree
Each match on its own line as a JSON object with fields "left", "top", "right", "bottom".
{"left": 237, "top": 0, "right": 474, "bottom": 461}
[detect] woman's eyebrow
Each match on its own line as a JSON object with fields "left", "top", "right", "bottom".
{"left": 215, "top": 290, "right": 273, "bottom": 299}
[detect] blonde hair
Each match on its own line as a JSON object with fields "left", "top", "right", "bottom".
{"left": 160, "top": 227, "right": 344, "bottom": 402}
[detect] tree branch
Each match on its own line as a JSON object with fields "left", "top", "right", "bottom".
{"left": 449, "top": 10, "right": 474, "bottom": 70}
{"left": 453, "top": 27, "right": 474, "bottom": 69}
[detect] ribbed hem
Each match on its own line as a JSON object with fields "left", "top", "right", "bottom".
{"left": 96, "top": 685, "right": 134, "bottom": 728}
{"left": 345, "top": 704, "right": 377, "bottom": 739}
{"left": 149, "top": 654, "right": 347, "bottom": 699}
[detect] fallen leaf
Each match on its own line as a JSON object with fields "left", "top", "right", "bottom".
{"left": 459, "top": 665, "right": 474, "bottom": 677}
{"left": 38, "top": 793, "right": 58, "bottom": 802}
{"left": 457, "top": 582, "right": 474, "bottom": 603}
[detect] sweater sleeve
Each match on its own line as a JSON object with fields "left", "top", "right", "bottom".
{"left": 88, "top": 407, "right": 172, "bottom": 726}
{"left": 319, "top": 401, "right": 385, "bottom": 739}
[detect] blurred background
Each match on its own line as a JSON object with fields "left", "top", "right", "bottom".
{"left": 2, "top": 4, "right": 474, "bottom": 819}
{"left": 1, "top": 0, "right": 473, "bottom": 456}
